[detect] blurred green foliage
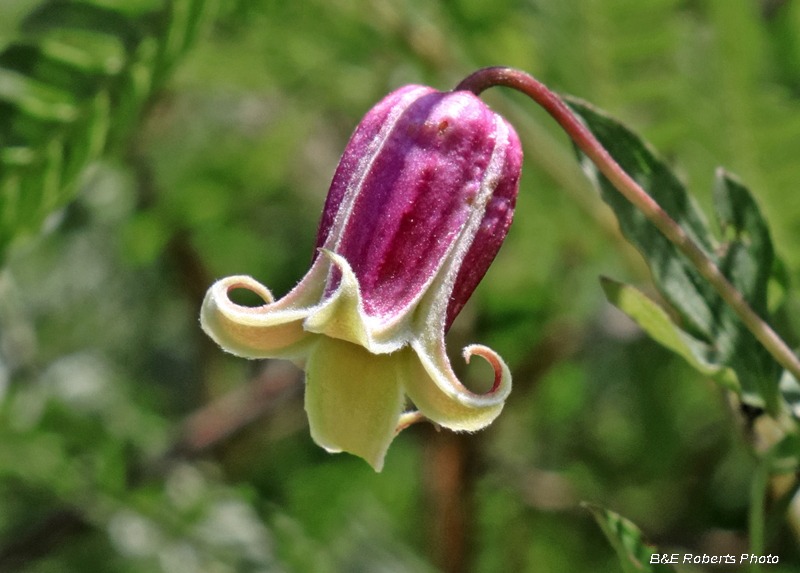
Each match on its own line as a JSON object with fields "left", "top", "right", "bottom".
{"left": 4, "top": 0, "right": 800, "bottom": 571}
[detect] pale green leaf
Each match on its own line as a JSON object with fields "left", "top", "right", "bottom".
{"left": 600, "top": 277, "right": 739, "bottom": 392}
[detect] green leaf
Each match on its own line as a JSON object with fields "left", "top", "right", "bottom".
{"left": 583, "top": 503, "right": 676, "bottom": 573}
{"left": 712, "top": 170, "right": 784, "bottom": 409}
{"left": 566, "top": 97, "right": 783, "bottom": 411}
{"left": 565, "top": 97, "right": 719, "bottom": 338}
{"left": 600, "top": 277, "right": 739, "bottom": 392}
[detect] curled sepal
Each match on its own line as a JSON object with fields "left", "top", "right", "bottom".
{"left": 304, "top": 249, "right": 410, "bottom": 353}
{"left": 303, "top": 250, "right": 370, "bottom": 348}
{"left": 402, "top": 341, "right": 511, "bottom": 431}
{"left": 200, "top": 273, "right": 320, "bottom": 360}
{"left": 305, "top": 337, "right": 406, "bottom": 471}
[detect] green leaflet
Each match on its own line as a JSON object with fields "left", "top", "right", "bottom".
{"left": 0, "top": 0, "right": 218, "bottom": 262}
{"left": 600, "top": 277, "right": 739, "bottom": 393}
{"left": 583, "top": 503, "right": 675, "bottom": 573}
{"left": 565, "top": 97, "right": 783, "bottom": 412}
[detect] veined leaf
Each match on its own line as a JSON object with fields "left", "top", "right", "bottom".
{"left": 583, "top": 503, "right": 675, "bottom": 573}
{"left": 566, "top": 97, "right": 784, "bottom": 411}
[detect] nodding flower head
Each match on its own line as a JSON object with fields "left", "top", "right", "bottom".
{"left": 201, "top": 85, "right": 522, "bottom": 471}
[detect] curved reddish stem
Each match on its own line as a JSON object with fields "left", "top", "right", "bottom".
{"left": 456, "top": 66, "right": 800, "bottom": 388}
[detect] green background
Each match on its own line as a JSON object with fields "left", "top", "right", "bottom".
{"left": 3, "top": 0, "right": 800, "bottom": 570}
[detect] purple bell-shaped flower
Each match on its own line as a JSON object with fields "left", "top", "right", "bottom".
{"left": 201, "top": 85, "right": 522, "bottom": 470}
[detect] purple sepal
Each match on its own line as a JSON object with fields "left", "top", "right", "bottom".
{"left": 201, "top": 83, "right": 522, "bottom": 471}
{"left": 315, "top": 86, "right": 522, "bottom": 329}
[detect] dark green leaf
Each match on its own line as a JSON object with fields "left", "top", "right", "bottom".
{"left": 565, "top": 97, "right": 718, "bottom": 340}
{"left": 713, "top": 169, "right": 782, "bottom": 409}
{"left": 566, "top": 97, "right": 783, "bottom": 411}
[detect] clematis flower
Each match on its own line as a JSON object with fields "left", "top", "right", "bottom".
{"left": 200, "top": 85, "right": 522, "bottom": 471}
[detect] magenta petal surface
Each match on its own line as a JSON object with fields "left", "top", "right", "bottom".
{"left": 314, "top": 85, "right": 435, "bottom": 254}
{"left": 445, "top": 117, "right": 522, "bottom": 330}
{"left": 316, "top": 87, "right": 521, "bottom": 327}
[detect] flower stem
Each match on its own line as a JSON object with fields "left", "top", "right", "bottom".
{"left": 456, "top": 66, "right": 800, "bottom": 384}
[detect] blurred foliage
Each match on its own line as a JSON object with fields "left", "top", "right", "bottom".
{"left": 4, "top": 0, "right": 800, "bottom": 571}
{"left": 0, "top": 0, "right": 218, "bottom": 262}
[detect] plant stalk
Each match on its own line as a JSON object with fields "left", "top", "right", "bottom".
{"left": 456, "top": 66, "right": 800, "bottom": 386}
